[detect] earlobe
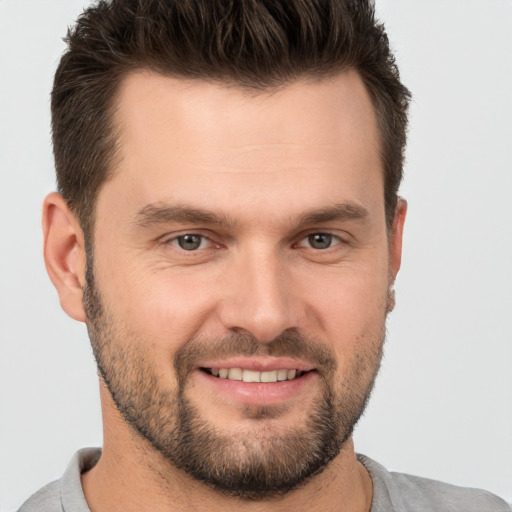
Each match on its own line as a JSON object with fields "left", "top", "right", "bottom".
{"left": 42, "top": 192, "right": 87, "bottom": 322}
{"left": 388, "top": 197, "right": 407, "bottom": 282}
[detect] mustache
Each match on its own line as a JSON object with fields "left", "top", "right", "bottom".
{"left": 174, "top": 329, "right": 337, "bottom": 380}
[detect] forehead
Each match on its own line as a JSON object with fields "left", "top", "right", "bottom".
{"left": 114, "top": 69, "right": 380, "bottom": 162}
{"left": 102, "top": 70, "right": 383, "bottom": 225}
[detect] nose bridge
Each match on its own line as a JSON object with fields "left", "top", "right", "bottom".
{"left": 218, "top": 243, "right": 300, "bottom": 342}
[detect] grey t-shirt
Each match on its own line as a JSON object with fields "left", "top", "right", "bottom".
{"left": 18, "top": 448, "right": 510, "bottom": 511}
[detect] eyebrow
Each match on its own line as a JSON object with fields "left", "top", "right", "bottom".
{"left": 133, "top": 202, "right": 369, "bottom": 229}
{"left": 297, "top": 203, "right": 369, "bottom": 226}
{"left": 134, "top": 204, "right": 236, "bottom": 228}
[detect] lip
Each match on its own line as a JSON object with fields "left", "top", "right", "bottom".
{"left": 198, "top": 356, "right": 315, "bottom": 372}
{"left": 195, "top": 367, "right": 317, "bottom": 406}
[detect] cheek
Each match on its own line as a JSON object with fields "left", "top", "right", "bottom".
{"left": 300, "top": 265, "right": 389, "bottom": 353}
{"left": 97, "top": 259, "right": 221, "bottom": 349}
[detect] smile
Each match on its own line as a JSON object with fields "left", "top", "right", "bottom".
{"left": 201, "top": 368, "right": 308, "bottom": 383}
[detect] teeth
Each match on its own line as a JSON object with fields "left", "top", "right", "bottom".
{"left": 242, "top": 369, "right": 260, "bottom": 383}
{"left": 277, "top": 369, "right": 288, "bottom": 381}
{"left": 228, "top": 368, "right": 243, "bottom": 380}
{"left": 209, "top": 367, "right": 303, "bottom": 382}
{"left": 260, "top": 370, "right": 278, "bottom": 383}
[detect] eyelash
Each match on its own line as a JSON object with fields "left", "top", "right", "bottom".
{"left": 164, "top": 232, "right": 346, "bottom": 252}
{"left": 295, "top": 233, "right": 343, "bottom": 250}
{"left": 166, "top": 233, "right": 219, "bottom": 252}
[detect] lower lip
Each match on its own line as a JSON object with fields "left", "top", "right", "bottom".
{"left": 196, "top": 370, "right": 317, "bottom": 406}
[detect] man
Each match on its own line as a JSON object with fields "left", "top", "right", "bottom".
{"left": 18, "top": 0, "right": 510, "bottom": 511}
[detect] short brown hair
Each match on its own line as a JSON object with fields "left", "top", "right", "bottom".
{"left": 52, "top": 0, "right": 411, "bottom": 240}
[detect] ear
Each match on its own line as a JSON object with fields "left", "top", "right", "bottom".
{"left": 42, "top": 192, "right": 87, "bottom": 322}
{"left": 388, "top": 197, "right": 407, "bottom": 282}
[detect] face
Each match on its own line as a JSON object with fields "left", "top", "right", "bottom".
{"left": 84, "top": 70, "right": 404, "bottom": 498}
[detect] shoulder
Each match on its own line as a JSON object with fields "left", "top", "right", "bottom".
{"left": 358, "top": 454, "right": 511, "bottom": 512}
{"left": 17, "top": 480, "right": 62, "bottom": 512}
{"left": 389, "top": 471, "right": 510, "bottom": 511}
{"left": 17, "top": 448, "right": 101, "bottom": 512}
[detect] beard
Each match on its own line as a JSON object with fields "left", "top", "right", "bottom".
{"left": 83, "top": 266, "right": 385, "bottom": 500}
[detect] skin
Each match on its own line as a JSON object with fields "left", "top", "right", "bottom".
{"left": 43, "top": 69, "right": 406, "bottom": 511}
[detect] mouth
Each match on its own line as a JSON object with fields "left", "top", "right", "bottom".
{"left": 194, "top": 358, "right": 318, "bottom": 406}
{"left": 200, "top": 367, "right": 310, "bottom": 383}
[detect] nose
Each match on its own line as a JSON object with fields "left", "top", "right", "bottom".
{"left": 217, "top": 247, "right": 303, "bottom": 343}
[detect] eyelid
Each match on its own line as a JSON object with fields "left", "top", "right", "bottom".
{"left": 172, "top": 235, "right": 212, "bottom": 250}
{"left": 162, "top": 231, "right": 220, "bottom": 251}
{"left": 298, "top": 233, "right": 341, "bottom": 249}
{"left": 159, "top": 229, "right": 351, "bottom": 251}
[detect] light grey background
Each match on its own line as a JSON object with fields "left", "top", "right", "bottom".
{"left": 1, "top": 1, "right": 511, "bottom": 510}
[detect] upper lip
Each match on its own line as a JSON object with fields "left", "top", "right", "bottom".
{"left": 198, "top": 356, "right": 315, "bottom": 372}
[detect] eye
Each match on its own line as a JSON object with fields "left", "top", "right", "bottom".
{"left": 171, "top": 234, "right": 212, "bottom": 251}
{"left": 298, "top": 233, "right": 340, "bottom": 250}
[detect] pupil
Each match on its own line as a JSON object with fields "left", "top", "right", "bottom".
{"left": 178, "top": 235, "right": 201, "bottom": 250}
{"left": 309, "top": 234, "right": 331, "bottom": 249}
